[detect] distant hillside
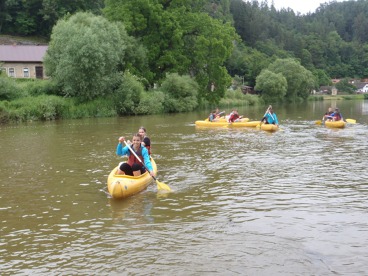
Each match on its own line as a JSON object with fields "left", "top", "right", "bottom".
{"left": 0, "top": 35, "right": 48, "bottom": 45}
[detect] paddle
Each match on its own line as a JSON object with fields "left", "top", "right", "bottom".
{"left": 257, "top": 106, "right": 271, "bottom": 128}
{"left": 123, "top": 141, "right": 171, "bottom": 191}
{"left": 315, "top": 120, "right": 322, "bottom": 125}
{"left": 346, "top": 118, "right": 356, "bottom": 124}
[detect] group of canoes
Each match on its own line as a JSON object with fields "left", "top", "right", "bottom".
{"left": 195, "top": 117, "right": 279, "bottom": 131}
{"left": 196, "top": 106, "right": 279, "bottom": 132}
{"left": 107, "top": 108, "right": 356, "bottom": 200}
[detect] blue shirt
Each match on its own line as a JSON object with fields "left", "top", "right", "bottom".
{"left": 265, "top": 112, "right": 279, "bottom": 125}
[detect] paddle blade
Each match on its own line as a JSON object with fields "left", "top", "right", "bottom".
{"left": 346, "top": 118, "right": 356, "bottom": 124}
{"left": 156, "top": 180, "right": 171, "bottom": 191}
{"left": 315, "top": 120, "right": 322, "bottom": 125}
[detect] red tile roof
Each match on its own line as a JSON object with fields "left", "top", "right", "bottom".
{"left": 0, "top": 45, "right": 48, "bottom": 62}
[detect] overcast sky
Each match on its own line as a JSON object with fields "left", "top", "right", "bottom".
{"left": 257, "top": 0, "right": 347, "bottom": 14}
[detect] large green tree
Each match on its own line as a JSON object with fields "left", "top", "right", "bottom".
{"left": 267, "top": 58, "right": 316, "bottom": 101}
{"left": 44, "top": 12, "right": 129, "bottom": 101}
{"left": 255, "top": 69, "right": 287, "bottom": 103}
{"left": 104, "top": 0, "right": 237, "bottom": 104}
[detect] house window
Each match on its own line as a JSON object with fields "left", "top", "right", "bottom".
{"left": 23, "top": 68, "right": 30, "bottom": 78}
{"left": 8, "top": 68, "right": 15, "bottom": 77}
{"left": 0, "top": 67, "right": 6, "bottom": 75}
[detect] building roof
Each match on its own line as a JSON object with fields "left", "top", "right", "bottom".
{"left": 355, "top": 82, "right": 368, "bottom": 89}
{"left": 0, "top": 45, "right": 48, "bottom": 62}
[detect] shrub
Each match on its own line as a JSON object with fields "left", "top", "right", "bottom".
{"left": 135, "top": 90, "right": 165, "bottom": 115}
{"left": 0, "top": 76, "right": 22, "bottom": 100}
{"left": 161, "top": 73, "right": 199, "bottom": 113}
{"left": 5, "top": 95, "right": 68, "bottom": 122}
{"left": 113, "top": 72, "right": 144, "bottom": 115}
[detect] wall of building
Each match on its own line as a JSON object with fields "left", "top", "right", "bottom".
{"left": 1, "top": 62, "right": 45, "bottom": 79}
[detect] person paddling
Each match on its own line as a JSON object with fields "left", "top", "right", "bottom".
{"left": 261, "top": 105, "right": 279, "bottom": 126}
{"left": 116, "top": 133, "right": 155, "bottom": 177}
{"left": 331, "top": 108, "right": 343, "bottom": 121}
{"left": 228, "top": 109, "right": 243, "bottom": 123}
{"left": 322, "top": 107, "right": 334, "bottom": 122}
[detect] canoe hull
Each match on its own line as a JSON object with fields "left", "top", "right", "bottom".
{"left": 195, "top": 118, "right": 250, "bottom": 127}
{"left": 107, "top": 158, "right": 157, "bottom": 199}
{"left": 325, "top": 120, "right": 346, "bottom": 128}
{"left": 261, "top": 124, "right": 278, "bottom": 132}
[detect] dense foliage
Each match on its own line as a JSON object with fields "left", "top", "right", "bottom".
{"left": 0, "top": 0, "right": 104, "bottom": 36}
{"left": 104, "top": 0, "right": 237, "bottom": 104}
{"left": 230, "top": 0, "right": 368, "bottom": 83}
{"left": 43, "top": 12, "right": 128, "bottom": 102}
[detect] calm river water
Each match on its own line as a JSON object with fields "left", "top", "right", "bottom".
{"left": 1, "top": 100, "right": 368, "bottom": 275}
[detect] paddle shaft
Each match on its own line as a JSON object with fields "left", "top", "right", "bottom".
{"left": 124, "top": 141, "right": 172, "bottom": 191}
{"left": 261, "top": 106, "right": 273, "bottom": 122}
{"left": 123, "top": 141, "right": 156, "bottom": 179}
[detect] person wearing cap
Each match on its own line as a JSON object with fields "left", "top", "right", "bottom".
{"left": 261, "top": 105, "right": 279, "bottom": 126}
{"left": 331, "top": 108, "right": 343, "bottom": 121}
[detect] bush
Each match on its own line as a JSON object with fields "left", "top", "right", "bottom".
{"left": 0, "top": 76, "right": 22, "bottom": 100}
{"left": 26, "top": 79, "right": 61, "bottom": 96}
{"left": 0, "top": 101, "right": 10, "bottom": 123}
{"left": 6, "top": 95, "right": 68, "bottom": 121}
{"left": 161, "top": 73, "right": 199, "bottom": 113}
{"left": 135, "top": 90, "right": 165, "bottom": 115}
{"left": 113, "top": 72, "right": 144, "bottom": 115}
{"left": 219, "top": 88, "right": 260, "bottom": 106}
{"left": 67, "top": 98, "right": 117, "bottom": 119}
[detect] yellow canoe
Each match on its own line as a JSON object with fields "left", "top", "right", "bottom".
{"left": 325, "top": 120, "right": 346, "bottom": 128}
{"left": 260, "top": 124, "right": 279, "bottom": 132}
{"left": 195, "top": 118, "right": 250, "bottom": 127}
{"left": 107, "top": 158, "right": 157, "bottom": 199}
{"left": 237, "top": 120, "right": 261, "bottom": 127}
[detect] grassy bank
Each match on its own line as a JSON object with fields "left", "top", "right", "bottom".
{"left": 309, "top": 93, "right": 367, "bottom": 101}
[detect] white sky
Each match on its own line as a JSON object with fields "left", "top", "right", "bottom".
{"left": 269, "top": 0, "right": 346, "bottom": 14}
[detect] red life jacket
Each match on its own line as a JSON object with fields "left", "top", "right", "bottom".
{"left": 334, "top": 113, "right": 342, "bottom": 121}
{"left": 127, "top": 146, "right": 143, "bottom": 166}
{"left": 229, "top": 113, "right": 239, "bottom": 122}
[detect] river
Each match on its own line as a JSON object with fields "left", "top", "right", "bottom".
{"left": 1, "top": 100, "right": 368, "bottom": 275}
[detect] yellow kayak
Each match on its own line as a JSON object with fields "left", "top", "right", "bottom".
{"left": 238, "top": 121, "right": 261, "bottom": 127}
{"left": 325, "top": 120, "right": 346, "bottom": 128}
{"left": 107, "top": 158, "right": 157, "bottom": 199}
{"left": 195, "top": 118, "right": 250, "bottom": 127}
{"left": 260, "top": 124, "right": 279, "bottom": 132}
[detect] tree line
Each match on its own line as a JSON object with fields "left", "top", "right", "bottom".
{"left": 1, "top": 0, "right": 367, "bottom": 114}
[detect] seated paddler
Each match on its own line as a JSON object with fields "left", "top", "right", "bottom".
{"left": 116, "top": 133, "right": 155, "bottom": 177}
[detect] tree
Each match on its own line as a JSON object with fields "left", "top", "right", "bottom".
{"left": 335, "top": 78, "right": 356, "bottom": 94}
{"left": 255, "top": 69, "right": 287, "bottom": 103}
{"left": 267, "top": 58, "right": 316, "bottom": 101}
{"left": 44, "top": 12, "right": 129, "bottom": 101}
{"left": 104, "top": 0, "right": 237, "bottom": 104}
{"left": 179, "top": 12, "right": 236, "bottom": 103}
{"left": 0, "top": 0, "right": 104, "bottom": 37}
